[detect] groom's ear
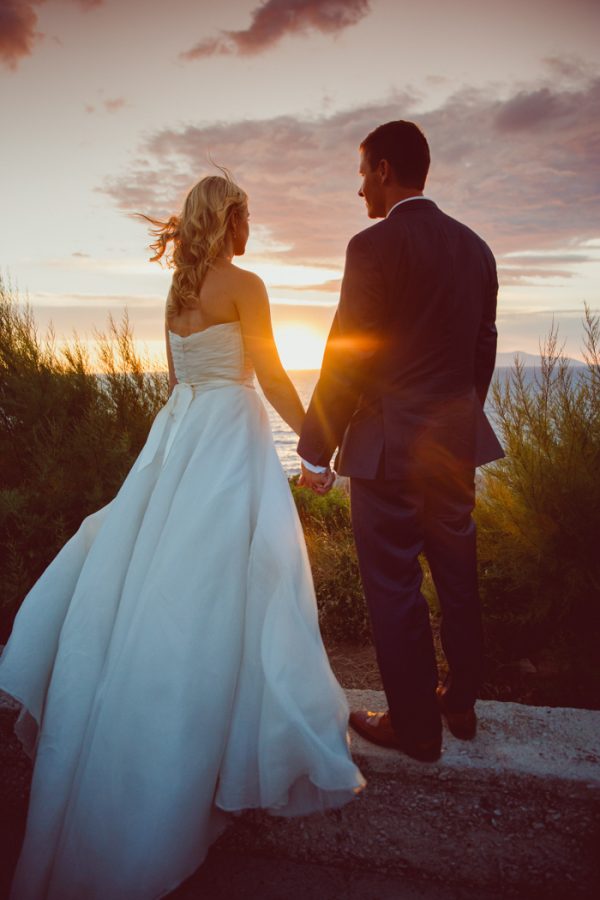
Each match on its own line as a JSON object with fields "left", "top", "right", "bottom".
{"left": 378, "top": 158, "right": 393, "bottom": 184}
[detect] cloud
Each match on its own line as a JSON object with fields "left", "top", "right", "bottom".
{"left": 84, "top": 97, "right": 126, "bottom": 114}
{"left": 0, "top": 0, "right": 103, "bottom": 69}
{"left": 272, "top": 278, "right": 342, "bottom": 292}
{"left": 543, "top": 55, "right": 598, "bottom": 84}
{"left": 504, "top": 253, "right": 596, "bottom": 265}
{"left": 0, "top": 0, "right": 42, "bottom": 69}
{"left": 104, "top": 96, "right": 126, "bottom": 113}
{"left": 497, "top": 252, "right": 598, "bottom": 284}
{"left": 498, "top": 267, "right": 575, "bottom": 287}
{"left": 495, "top": 88, "right": 564, "bottom": 132}
{"left": 25, "top": 293, "right": 598, "bottom": 363}
{"left": 103, "top": 69, "right": 600, "bottom": 280}
{"left": 103, "top": 87, "right": 418, "bottom": 264}
{"left": 182, "top": 0, "right": 370, "bottom": 60}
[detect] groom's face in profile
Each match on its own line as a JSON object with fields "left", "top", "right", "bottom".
{"left": 358, "top": 149, "right": 386, "bottom": 219}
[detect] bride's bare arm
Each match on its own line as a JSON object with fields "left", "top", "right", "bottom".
{"left": 235, "top": 272, "right": 305, "bottom": 436}
{"left": 164, "top": 315, "right": 178, "bottom": 396}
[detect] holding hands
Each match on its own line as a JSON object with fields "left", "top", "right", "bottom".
{"left": 298, "top": 463, "right": 336, "bottom": 495}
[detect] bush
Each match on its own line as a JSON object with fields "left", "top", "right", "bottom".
{"left": 476, "top": 306, "right": 600, "bottom": 703}
{"left": 289, "top": 477, "right": 370, "bottom": 641}
{"left": 0, "top": 278, "right": 168, "bottom": 640}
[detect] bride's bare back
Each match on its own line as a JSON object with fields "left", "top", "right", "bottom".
{"left": 166, "top": 260, "right": 241, "bottom": 337}
{"left": 165, "top": 260, "right": 306, "bottom": 437}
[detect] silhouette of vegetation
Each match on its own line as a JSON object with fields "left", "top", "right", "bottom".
{"left": 290, "top": 477, "right": 369, "bottom": 641}
{"left": 0, "top": 278, "right": 168, "bottom": 640}
{"left": 476, "top": 306, "right": 600, "bottom": 707}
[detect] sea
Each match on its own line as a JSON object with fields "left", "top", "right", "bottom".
{"left": 264, "top": 369, "right": 508, "bottom": 476}
{"left": 264, "top": 364, "right": 580, "bottom": 477}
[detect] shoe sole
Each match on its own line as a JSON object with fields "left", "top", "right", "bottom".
{"left": 443, "top": 720, "right": 476, "bottom": 740}
{"left": 438, "top": 709, "right": 477, "bottom": 740}
{"left": 349, "top": 716, "right": 442, "bottom": 762}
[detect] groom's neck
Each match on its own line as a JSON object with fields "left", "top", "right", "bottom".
{"left": 383, "top": 187, "right": 424, "bottom": 217}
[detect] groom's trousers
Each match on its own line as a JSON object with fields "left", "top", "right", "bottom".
{"left": 350, "top": 464, "right": 483, "bottom": 742}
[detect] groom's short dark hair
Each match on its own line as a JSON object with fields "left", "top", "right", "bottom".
{"left": 361, "top": 121, "right": 430, "bottom": 189}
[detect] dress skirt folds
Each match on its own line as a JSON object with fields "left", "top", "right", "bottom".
{"left": 0, "top": 323, "right": 364, "bottom": 899}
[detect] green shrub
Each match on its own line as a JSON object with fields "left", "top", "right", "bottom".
{"left": 305, "top": 526, "right": 370, "bottom": 642}
{"left": 289, "top": 478, "right": 370, "bottom": 641}
{"left": 289, "top": 475, "right": 352, "bottom": 532}
{"left": 477, "top": 306, "right": 600, "bottom": 701}
{"left": 0, "top": 278, "right": 168, "bottom": 639}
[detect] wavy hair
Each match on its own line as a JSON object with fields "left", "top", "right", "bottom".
{"left": 141, "top": 172, "right": 248, "bottom": 318}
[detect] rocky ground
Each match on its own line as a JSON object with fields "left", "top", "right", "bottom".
{"left": 0, "top": 700, "right": 502, "bottom": 900}
{"left": 2, "top": 690, "right": 598, "bottom": 900}
{"left": 2, "top": 638, "right": 597, "bottom": 899}
{"left": 165, "top": 847, "right": 511, "bottom": 899}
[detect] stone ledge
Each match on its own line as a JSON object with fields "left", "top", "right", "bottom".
{"left": 217, "top": 690, "right": 600, "bottom": 899}
{"left": 347, "top": 689, "right": 600, "bottom": 782}
{"left": 2, "top": 684, "right": 599, "bottom": 897}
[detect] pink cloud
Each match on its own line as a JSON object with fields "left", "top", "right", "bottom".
{"left": 182, "top": 0, "right": 370, "bottom": 60}
{"left": 495, "top": 88, "right": 563, "bottom": 131}
{"left": 272, "top": 279, "right": 343, "bottom": 293}
{"left": 103, "top": 69, "right": 600, "bottom": 283}
{"left": 84, "top": 97, "right": 126, "bottom": 114}
{"left": 104, "top": 96, "right": 126, "bottom": 113}
{"left": 0, "top": 0, "right": 43, "bottom": 69}
{"left": 0, "top": 0, "right": 103, "bottom": 69}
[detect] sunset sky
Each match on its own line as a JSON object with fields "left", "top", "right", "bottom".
{"left": 1, "top": 0, "right": 599, "bottom": 367}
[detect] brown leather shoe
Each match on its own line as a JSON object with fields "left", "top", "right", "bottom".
{"left": 349, "top": 709, "right": 442, "bottom": 762}
{"left": 436, "top": 688, "right": 477, "bottom": 740}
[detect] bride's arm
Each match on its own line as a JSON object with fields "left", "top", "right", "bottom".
{"left": 164, "top": 311, "right": 178, "bottom": 396}
{"left": 235, "top": 272, "right": 305, "bottom": 436}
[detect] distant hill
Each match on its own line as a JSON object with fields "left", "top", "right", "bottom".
{"left": 495, "top": 351, "right": 586, "bottom": 368}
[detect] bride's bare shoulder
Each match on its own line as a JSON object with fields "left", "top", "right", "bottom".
{"left": 230, "top": 264, "right": 268, "bottom": 303}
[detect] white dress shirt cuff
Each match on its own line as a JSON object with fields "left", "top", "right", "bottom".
{"left": 300, "top": 458, "right": 329, "bottom": 474}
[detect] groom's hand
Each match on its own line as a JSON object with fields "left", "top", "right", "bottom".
{"left": 299, "top": 464, "right": 335, "bottom": 495}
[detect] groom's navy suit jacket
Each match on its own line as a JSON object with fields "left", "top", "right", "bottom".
{"left": 298, "top": 199, "right": 503, "bottom": 478}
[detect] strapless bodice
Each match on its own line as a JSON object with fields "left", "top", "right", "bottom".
{"left": 168, "top": 321, "right": 254, "bottom": 387}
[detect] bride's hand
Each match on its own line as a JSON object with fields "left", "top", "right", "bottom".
{"left": 299, "top": 465, "right": 335, "bottom": 495}
{"left": 318, "top": 469, "right": 336, "bottom": 495}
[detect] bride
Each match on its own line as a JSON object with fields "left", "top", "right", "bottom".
{"left": 0, "top": 173, "right": 365, "bottom": 899}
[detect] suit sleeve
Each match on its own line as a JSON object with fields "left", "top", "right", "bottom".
{"left": 297, "top": 232, "right": 386, "bottom": 468}
{"left": 474, "top": 245, "right": 499, "bottom": 406}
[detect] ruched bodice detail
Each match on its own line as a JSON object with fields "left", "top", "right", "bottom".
{"left": 168, "top": 321, "right": 254, "bottom": 388}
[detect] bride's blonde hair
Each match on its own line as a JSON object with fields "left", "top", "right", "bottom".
{"left": 142, "top": 171, "right": 248, "bottom": 318}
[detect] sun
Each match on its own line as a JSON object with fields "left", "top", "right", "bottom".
{"left": 274, "top": 324, "right": 325, "bottom": 371}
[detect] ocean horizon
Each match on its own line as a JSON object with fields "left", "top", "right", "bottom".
{"left": 268, "top": 366, "right": 531, "bottom": 475}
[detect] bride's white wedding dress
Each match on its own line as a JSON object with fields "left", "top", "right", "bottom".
{"left": 0, "top": 321, "right": 364, "bottom": 900}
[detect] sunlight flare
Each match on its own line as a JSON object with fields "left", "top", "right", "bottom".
{"left": 274, "top": 323, "right": 325, "bottom": 370}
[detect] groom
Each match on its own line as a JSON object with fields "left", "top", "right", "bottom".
{"left": 298, "top": 120, "right": 503, "bottom": 762}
